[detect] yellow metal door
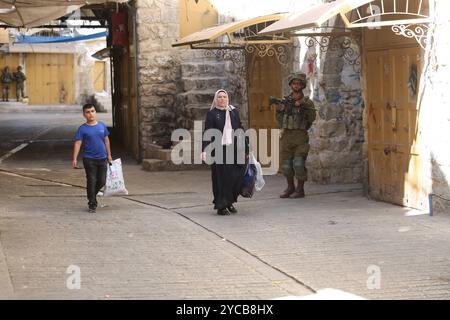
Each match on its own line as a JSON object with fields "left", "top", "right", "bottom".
{"left": 92, "top": 61, "right": 105, "bottom": 92}
{"left": 248, "top": 53, "right": 281, "bottom": 167}
{"left": 179, "top": 0, "right": 218, "bottom": 38}
{"left": 26, "top": 53, "right": 74, "bottom": 105}
{"left": 0, "top": 53, "right": 20, "bottom": 101}
{"left": 367, "top": 50, "right": 392, "bottom": 201}
{"left": 390, "top": 47, "right": 424, "bottom": 209}
{"left": 366, "top": 46, "right": 424, "bottom": 209}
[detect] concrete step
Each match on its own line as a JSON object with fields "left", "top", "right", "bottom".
{"left": 181, "top": 62, "right": 226, "bottom": 78}
{"left": 142, "top": 159, "right": 208, "bottom": 172}
{"left": 143, "top": 144, "right": 173, "bottom": 161}
{"left": 182, "top": 77, "right": 228, "bottom": 92}
{"left": 0, "top": 103, "right": 80, "bottom": 113}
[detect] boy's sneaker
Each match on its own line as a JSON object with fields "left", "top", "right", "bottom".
{"left": 88, "top": 206, "right": 96, "bottom": 213}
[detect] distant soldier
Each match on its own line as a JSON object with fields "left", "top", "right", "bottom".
{"left": 13, "top": 66, "right": 27, "bottom": 102}
{"left": 1, "top": 66, "right": 13, "bottom": 102}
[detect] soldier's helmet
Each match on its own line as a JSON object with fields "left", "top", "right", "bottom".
{"left": 288, "top": 73, "right": 307, "bottom": 88}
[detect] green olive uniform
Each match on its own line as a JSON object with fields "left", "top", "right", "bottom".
{"left": 1, "top": 69, "right": 12, "bottom": 102}
{"left": 276, "top": 95, "right": 316, "bottom": 180}
{"left": 14, "top": 70, "right": 26, "bottom": 101}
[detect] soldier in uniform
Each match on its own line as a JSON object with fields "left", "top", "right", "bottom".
{"left": 13, "top": 66, "right": 27, "bottom": 102}
{"left": 1, "top": 66, "right": 13, "bottom": 102}
{"left": 275, "top": 73, "right": 316, "bottom": 198}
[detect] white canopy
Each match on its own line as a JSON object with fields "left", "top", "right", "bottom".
{"left": 0, "top": 1, "right": 128, "bottom": 28}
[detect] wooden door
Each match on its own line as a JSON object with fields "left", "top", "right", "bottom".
{"left": 366, "top": 46, "right": 424, "bottom": 209}
{"left": 247, "top": 53, "right": 282, "bottom": 167}
{"left": 111, "top": 7, "right": 140, "bottom": 160}
{"left": 26, "top": 53, "right": 74, "bottom": 105}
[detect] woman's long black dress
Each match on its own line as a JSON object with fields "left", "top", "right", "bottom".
{"left": 202, "top": 108, "right": 248, "bottom": 210}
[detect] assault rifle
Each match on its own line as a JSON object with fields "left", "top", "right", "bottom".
{"left": 269, "top": 96, "right": 315, "bottom": 111}
{"left": 268, "top": 96, "right": 294, "bottom": 107}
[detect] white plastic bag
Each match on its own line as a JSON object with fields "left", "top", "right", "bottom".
{"left": 103, "top": 158, "right": 129, "bottom": 196}
{"left": 249, "top": 152, "right": 265, "bottom": 192}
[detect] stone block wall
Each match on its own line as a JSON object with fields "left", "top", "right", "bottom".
{"left": 419, "top": 0, "right": 450, "bottom": 215}
{"left": 135, "top": 0, "right": 247, "bottom": 155}
{"left": 292, "top": 34, "right": 364, "bottom": 184}
{"left": 136, "top": 0, "right": 181, "bottom": 152}
{"left": 134, "top": 0, "right": 364, "bottom": 183}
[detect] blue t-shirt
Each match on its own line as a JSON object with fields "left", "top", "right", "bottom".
{"left": 74, "top": 122, "right": 110, "bottom": 159}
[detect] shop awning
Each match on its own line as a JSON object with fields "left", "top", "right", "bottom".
{"left": 259, "top": 0, "right": 433, "bottom": 35}
{"left": 0, "top": 0, "right": 128, "bottom": 28}
{"left": 16, "top": 31, "right": 107, "bottom": 43}
{"left": 172, "top": 13, "right": 291, "bottom": 49}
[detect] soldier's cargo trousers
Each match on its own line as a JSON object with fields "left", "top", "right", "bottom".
{"left": 2, "top": 85, "right": 9, "bottom": 101}
{"left": 280, "top": 129, "right": 310, "bottom": 181}
{"left": 16, "top": 83, "right": 25, "bottom": 100}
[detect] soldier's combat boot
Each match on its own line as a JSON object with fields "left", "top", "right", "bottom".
{"left": 280, "top": 176, "right": 295, "bottom": 198}
{"left": 290, "top": 179, "right": 305, "bottom": 198}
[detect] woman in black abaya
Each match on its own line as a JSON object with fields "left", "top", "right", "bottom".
{"left": 201, "top": 90, "right": 248, "bottom": 215}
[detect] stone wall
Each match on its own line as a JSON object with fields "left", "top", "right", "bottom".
{"left": 175, "top": 49, "right": 247, "bottom": 129}
{"left": 211, "top": 0, "right": 365, "bottom": 184}
{"left": 136, "top": 0, "right": 249, "bottom": 158}
{"left": 134, "top": 0, "right": 365, "bottom": 184}
{"left": 292, "top": 33, "right": 364, "bottom": 184}
{"left": 136, "top": 0, "right": 181, "bottom": 153}
{"left": 419, "top": 0, "right": 450, "bottom": 215}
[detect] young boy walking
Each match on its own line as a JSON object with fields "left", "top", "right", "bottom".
{"left": 73, "top": 103, "right": 112, "bottom": 213}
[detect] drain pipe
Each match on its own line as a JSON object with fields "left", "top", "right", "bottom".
{"left": 428, "top": 194, "right": 450, "bottom": 217}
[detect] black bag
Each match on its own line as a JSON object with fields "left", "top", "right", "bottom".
{"left": 240, "top": 163, "right": 256, "bottom": 198}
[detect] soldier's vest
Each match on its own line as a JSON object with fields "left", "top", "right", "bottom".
{"left": 278, "top": 96, "right": 314, "bottom": 130}
{"left": 1, "top": 73, "right": 12, "bottom": 84}
{"left": 15, "top": 72, "right": 26, "bottom": 83}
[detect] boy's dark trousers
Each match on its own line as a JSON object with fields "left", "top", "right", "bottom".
{"left": 83, "top": 158, "right": 107, "bottom": 208}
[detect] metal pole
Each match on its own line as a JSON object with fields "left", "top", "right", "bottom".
{"left": 131, "top": 0, "right": 142, "bottom": 162}
{"left": 429, "top": 194, "right": 433, "bottom": 217}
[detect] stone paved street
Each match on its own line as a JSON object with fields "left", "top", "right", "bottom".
{"left": 0, "top": 112, "right": 449, "bottom": 300}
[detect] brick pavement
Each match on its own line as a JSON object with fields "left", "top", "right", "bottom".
{"left": 0, "top": 164, "right": 449, "bottom": 300}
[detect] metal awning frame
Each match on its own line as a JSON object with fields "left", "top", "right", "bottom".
{"left": 340, "top": 0, "right": 435, "bottom": 49}
{"left": 172, "top": 14, "right": 294, "bottom": 67}
{"left": 302, "top": 27, "right": 363, "bottom": 72}
{"left": 339, "top": 0, "right": 434, "bottom": 29}
{"left": 259, "top": 0, "right": 435, "bottom": 50}
{"left": 172, "top": 14, "right": 292, "bottom": 49}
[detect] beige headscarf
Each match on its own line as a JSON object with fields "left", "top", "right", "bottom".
{"left": 210, "top": 89, "right": 235, "bottom": 146}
